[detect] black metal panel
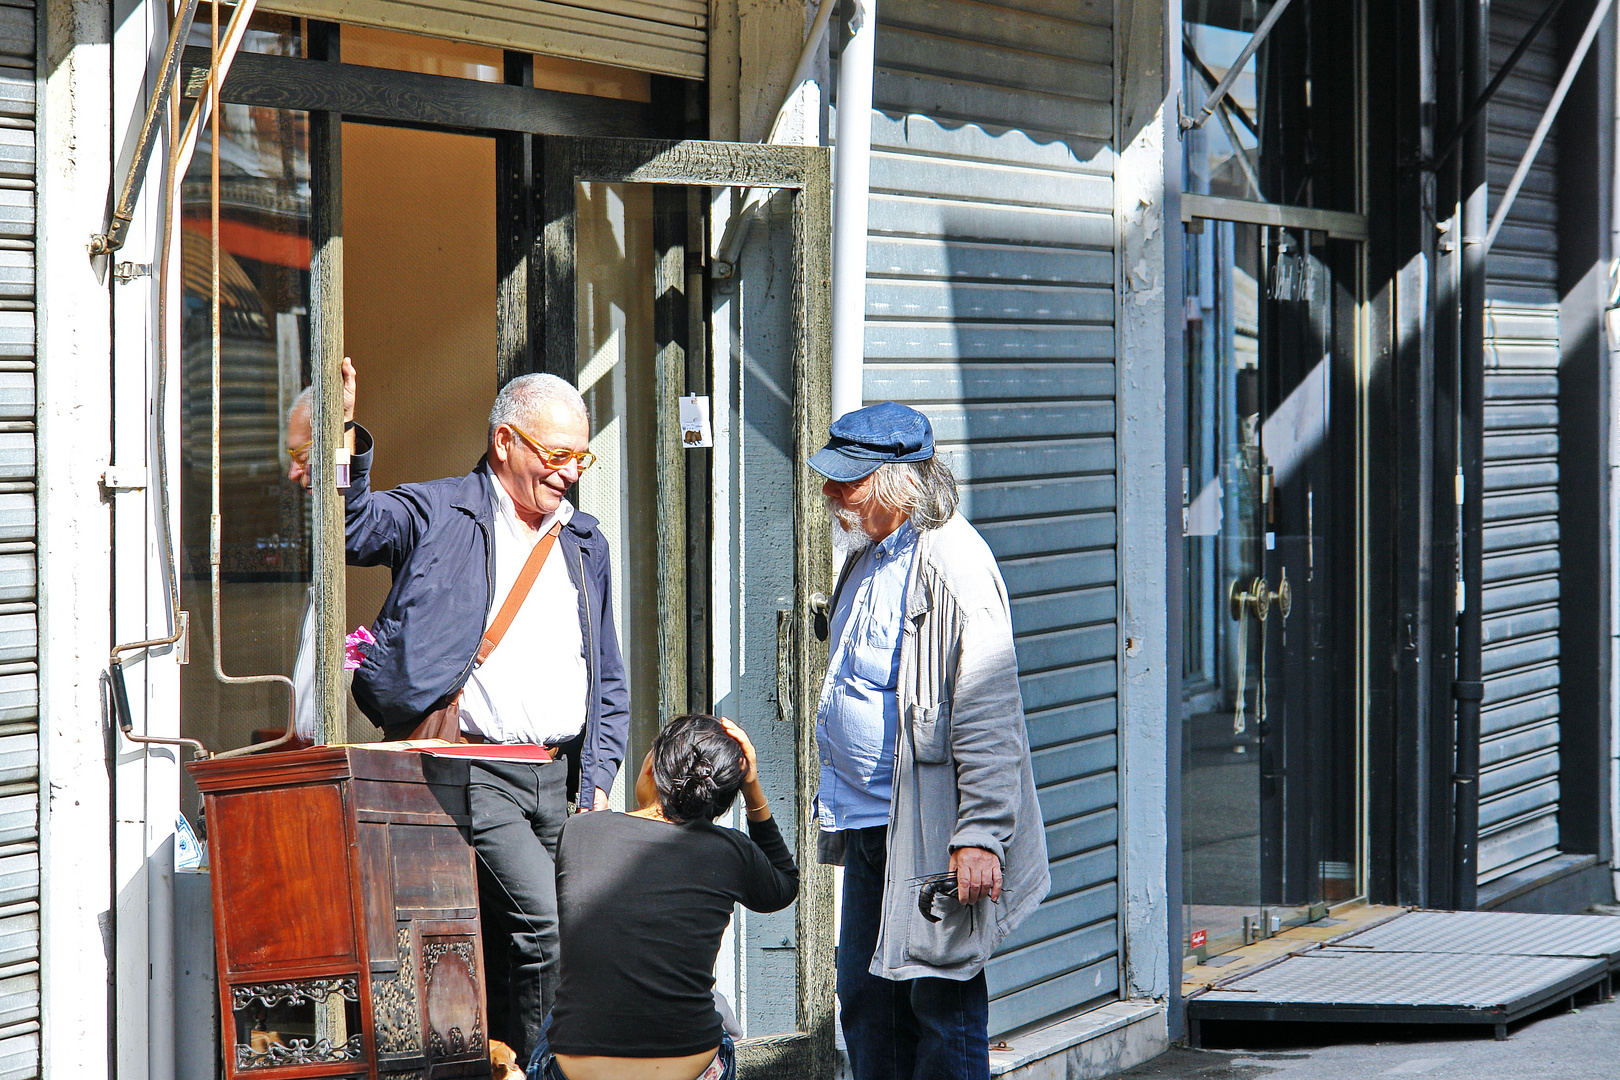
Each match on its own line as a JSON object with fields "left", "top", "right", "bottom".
{"left": 1551, "top": 0, "right": 1614, "bottom": 864}
{"left": 180, "top": 48, "right": 666, "bottom": 139}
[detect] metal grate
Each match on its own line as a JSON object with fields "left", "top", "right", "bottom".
{"left": 1196, "top": 949, "right": 1599, "bottom": 1009}
{"left": 1186, "top": 910, "right": 1620, "bottom": 1040}
{"left": 1338, "top": 910, "right": 1620, "bottom": 966}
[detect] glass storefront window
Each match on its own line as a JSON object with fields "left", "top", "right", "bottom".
{"left": 1182, "top": 0, "right": 1358, "bottom": 213}
{"left": 191, "top": 7, "right": 305, "bottom": 56}
{"left": 533, "top": 55, "right": 652, "bottom": 102}
{"left": 343, "top": 25, "right": 503, "bottom": 82}
{"left": 178, "top": 101, "right": 312, "bottom": 780}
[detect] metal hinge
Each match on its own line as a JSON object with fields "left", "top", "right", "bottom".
{"left": 114, "top": 262, "right": 152, "bottom": 283}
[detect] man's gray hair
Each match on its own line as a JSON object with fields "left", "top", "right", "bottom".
{"left": 488, "top": 373, "right": 589, "bottom": 442}
{"left": 289, "top": 385, "right": 313, "bottom": 423}
{"left": 863, "top": 454, "right": 960, "bottom": 530}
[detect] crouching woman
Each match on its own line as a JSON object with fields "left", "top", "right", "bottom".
{"left": 531, "top": 714, "right": 798, "bottom": 1080}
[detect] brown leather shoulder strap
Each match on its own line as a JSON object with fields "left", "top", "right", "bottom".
{"left": 476, "top": 522, "right": 561, "bottom": 666}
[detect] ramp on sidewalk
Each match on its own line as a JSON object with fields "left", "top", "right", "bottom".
{"left": 1185, "top": 909, "right": 1620, "bottom": 1045}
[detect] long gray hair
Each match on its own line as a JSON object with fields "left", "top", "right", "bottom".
{"left": 862, "top": 454, "right": 960, "bottom": 530}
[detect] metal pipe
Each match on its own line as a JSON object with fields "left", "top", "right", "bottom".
{"left": 88, "top": 0, "right": 201, "bottom": 256}
{"left": 109, "top": 651, "right": 207, "bottom": 759}
{"left": 1183, "top": 36, "right": 1258, "bottom": 138}
{"left": 1485, "top": 0, "right": 1615, "bottom": 252}
{"left": 713, "top": 0, "right": 839, "bottom": 269}
{"left": 1452, "top": 0, "right": 1489, "bottom": 911}
{"left": 1432, "top": 0, "right": 1570, "bottom": 170}
{"left": 200, "top": 0, "right": 298, "bottom": 759}
{"left": 1611, "top": 11, "right": 1620, "bottom": 905}
{"left": 1181, "top": 0, "right": 1299, "bottom": 132}
{"left": 766, "top": 0, "right": 839, "bottom": 146}
{"left": 830, "top": 0, "right": 876, "bottom": 421}
{"left": 109, "top": 3, "right": 196, "bottom": 757}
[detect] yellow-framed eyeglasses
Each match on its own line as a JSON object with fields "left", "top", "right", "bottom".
{"left": 288, "top": 438, "right": 313, "bottom": 467}
{"left": 507, "top": 423, "right": 597, "bottom": 472}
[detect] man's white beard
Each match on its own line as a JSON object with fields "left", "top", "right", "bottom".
{"left": 829, "top": 503, "right": 872, "bottom": 555}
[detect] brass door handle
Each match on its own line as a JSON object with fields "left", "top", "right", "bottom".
{"left": 1229, "top": 576, "right": 1271, "bottom": 622}
{"left": 1275, "top": 568, "right": 1292, "bottom": 620}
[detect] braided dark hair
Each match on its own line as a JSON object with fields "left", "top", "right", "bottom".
{"left": 651, "top": 713, "right": 747, "bottom": 823}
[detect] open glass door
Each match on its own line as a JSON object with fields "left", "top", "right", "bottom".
{"left": 1181, "top": 220, "right": 1359, "bottom": 962}
{"left": 540, "top": 137, "right": 835, "bottom": 1071}
{"left": 1180, "top": 0, "right": 1363, "bottom": 967}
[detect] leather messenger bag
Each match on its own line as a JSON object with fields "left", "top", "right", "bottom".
{"left": 381, "top": 523, "right": 561, "bottom": 743}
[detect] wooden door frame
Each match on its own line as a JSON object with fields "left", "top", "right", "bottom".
{"left": 540, "top": 136, "right": 834, "bottom": 1079}
{"left": 199, "top": 32, "right": 835, "bottom": 1067}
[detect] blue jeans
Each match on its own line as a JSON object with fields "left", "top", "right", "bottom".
{"left": 838, "top": 826, "right": 990, "bottom": 1080}
{"left": 526, "top": 1013, "right": 736, "bottom": 1080}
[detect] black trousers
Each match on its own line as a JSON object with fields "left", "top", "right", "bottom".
{"left": 468, "top": 759, "right": 569, "bottom": 1062}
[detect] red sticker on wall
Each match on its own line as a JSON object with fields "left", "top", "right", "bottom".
{"left": 1190, "top": 929, "right": 1207, "bottom": 950}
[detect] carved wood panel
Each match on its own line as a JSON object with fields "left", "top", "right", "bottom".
{"left": 421, "top": 934, "right": 484, "bottom": 1063}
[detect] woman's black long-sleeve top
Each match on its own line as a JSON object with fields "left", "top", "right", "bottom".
{"left": 546, "top": 811, "right": 799, "bottom": 1057}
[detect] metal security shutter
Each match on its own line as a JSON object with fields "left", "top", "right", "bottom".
{"left": 856, "top": 0, "right": 1118, "bottom": 1034}
{"left": 264, "top": 0, "right": 704, "bottom": 79}
{"left": 1478, "top": 0, "right": 1562, "bottom": 885}
{"left": 0, "top": 0, "right": 35, "bottom": 1076}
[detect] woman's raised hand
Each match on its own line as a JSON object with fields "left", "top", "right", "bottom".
{"left": 719, "top": 717, "right": 770, "bottom": 821}
{"left": 719, "top": 717, "right": 758, "bottom": 783}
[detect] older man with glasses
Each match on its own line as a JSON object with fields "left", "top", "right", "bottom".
{"left": 342, "top": 370, "right": 629, "bottom": 1064}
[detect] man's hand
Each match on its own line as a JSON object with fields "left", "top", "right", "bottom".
{"left": 950, "top": 846, "right": 1002, "bottom": 905}
{"left": 592, "top": 787, "right": 609, "bottom": 812}
{"left": 342, "top": 356, "right": 357, "bottom": 424}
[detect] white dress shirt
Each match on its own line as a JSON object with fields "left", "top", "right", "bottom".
{"left": 457, "top": 467, "right": 589, "bottom": 745}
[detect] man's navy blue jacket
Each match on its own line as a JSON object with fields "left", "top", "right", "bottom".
{"left": 342, "top": 426, "right": 630, "bottom": 808}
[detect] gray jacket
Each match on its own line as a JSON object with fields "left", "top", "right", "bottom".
{"left": 818, "top": 513, "right": 1050, "bottom": 981}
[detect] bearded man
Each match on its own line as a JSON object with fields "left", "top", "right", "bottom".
{"left": 809, "top": 401, "right": 1049, "bottom": 1080}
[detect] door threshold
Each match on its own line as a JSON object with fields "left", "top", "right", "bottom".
{"left": 1181, "top": 902, "right": 1407, "bottom": 994}
{"left": 1184, "top": 908, "right": 1620, "bottom": 1045}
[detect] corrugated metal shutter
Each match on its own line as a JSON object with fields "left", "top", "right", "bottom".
{"left": 0, "top": 0, "right": 36, "bottom": 1075}
{"left": 262, "top": 0, "right": 705, "bottom": 79}
{"left": 1478, "top": 0, "right": 1562, "bottom": 885}
{"left": 857, "top": 0, "right": 1118, "bottom": 1034}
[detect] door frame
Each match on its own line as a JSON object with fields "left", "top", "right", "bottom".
{"left": 194, "top": 29, "right": 836, "bottom": 1074}
{"left": 1178, "top": 206, "right": 1370, "bottom": 956}
{"left": 536, "top": 137, "right": 834, "bottom": 1076}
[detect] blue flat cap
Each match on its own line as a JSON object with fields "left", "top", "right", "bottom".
{"left": 808, "top": 401, "right": 935, "bottom": 483}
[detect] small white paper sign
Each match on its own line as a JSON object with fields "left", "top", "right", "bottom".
{"left": 680, "top": 395, "right": 714, "bottom": 448}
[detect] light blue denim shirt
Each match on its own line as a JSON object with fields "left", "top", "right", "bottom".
{"left": 814, "top": 519, "right": 919, "bottom": 831}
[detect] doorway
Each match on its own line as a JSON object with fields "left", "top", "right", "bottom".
{"left": 1180, "top": 219, "right": 1360, "bottom": 961}
{"left": 176, "top": 15, "right": 834, "bottom": 1053}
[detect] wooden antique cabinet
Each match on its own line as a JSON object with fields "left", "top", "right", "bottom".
{"left": 190, "top": 746, "right": 488, "bottom": 1080}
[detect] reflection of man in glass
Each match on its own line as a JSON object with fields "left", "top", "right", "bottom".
{"left": 286, "top": 359, "right": 359, "bottom": 742}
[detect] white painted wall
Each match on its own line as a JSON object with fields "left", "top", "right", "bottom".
{"left": 1115, "top": 0, "right": 1178, "bottom": 1032}
{"left": 109, "top": 0, "right": 185, "bottom": 1077}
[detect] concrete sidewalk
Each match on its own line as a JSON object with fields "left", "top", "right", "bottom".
{"left": 1108, "top": 992, "right": 1620, "bottom": 1079}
